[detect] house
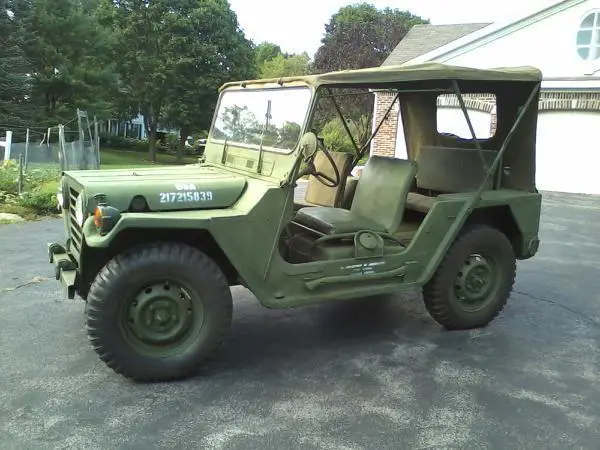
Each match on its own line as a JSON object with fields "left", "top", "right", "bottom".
{"left": 103, "top": 113, "right": 180, "bottom": 141}
{"left": 370, "top": 0, "right": 600, "bottom": 195}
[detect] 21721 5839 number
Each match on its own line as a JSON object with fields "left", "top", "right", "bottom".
{"left": 159, "top": 191, "right": 213, "bottom": 203}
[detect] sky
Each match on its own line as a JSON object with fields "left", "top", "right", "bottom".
{"left": 228, "top": 0, "right": 559, "bottom": 57}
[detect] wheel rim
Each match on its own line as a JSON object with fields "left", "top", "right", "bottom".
{"left": 453, "top": 253, "right": 500, "bottom": 312}
{"left": 121, "top": 279, "right": 205, "bottom": 357}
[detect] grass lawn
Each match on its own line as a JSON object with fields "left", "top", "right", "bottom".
{"left": 100, "top": 148, "right": 200, "bottom": 169}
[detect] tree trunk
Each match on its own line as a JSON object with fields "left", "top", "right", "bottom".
{"left": 177, "top": 127, "right": 189, "bottom": 163}
{"left": 146, "top": 103, "right": 162, "bottom": 163}
{"left": 148, "top": 123, "right": 157, "bottom": 163}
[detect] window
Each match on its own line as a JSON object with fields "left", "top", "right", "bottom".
{"left": 436, "top": 94, "right": 496, "bottom": 140}
{"left": 577, "top": 12, "right": 600, "bottom": 60}
{"left": 210, "top": 86, "right": 311, "bottom": 152}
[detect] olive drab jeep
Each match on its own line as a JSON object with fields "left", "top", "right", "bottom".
{"left": 48, "top": 62, "right": 543, "bottom": 382}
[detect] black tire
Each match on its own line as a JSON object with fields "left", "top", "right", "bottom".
{"left": 423, "top": 224, "right": 516, "bottom": 330}
{"left": 85, "top": 241, "right": 232, "bottom": 382}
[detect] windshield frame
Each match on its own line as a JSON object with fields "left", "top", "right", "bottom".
{"left": 207, "top": 83, "right": 313, "bottom": 156}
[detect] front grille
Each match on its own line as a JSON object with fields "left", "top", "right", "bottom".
{"left": 68, "top": 186, "right": 83, "bottom": 256}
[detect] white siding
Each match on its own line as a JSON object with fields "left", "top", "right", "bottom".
{"left": 535, "top": 111, "right": 600, "bottom": 194}
{"left": 440, "top": 0, "right": 600, "bottom": 81}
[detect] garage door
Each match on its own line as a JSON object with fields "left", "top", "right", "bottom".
{"left": 536, "top": 111, "right": 600, "bottom": 195}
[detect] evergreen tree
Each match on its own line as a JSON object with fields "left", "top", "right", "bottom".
{"left": 0, "top": 1, "right": 32, "bottom": 127}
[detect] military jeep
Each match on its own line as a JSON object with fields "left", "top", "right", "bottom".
{"left": 48, "top": 62, "right": 543, "bottom": 382}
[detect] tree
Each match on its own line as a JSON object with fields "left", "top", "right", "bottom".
{"left": 161, "top": 0, "right": 257, "bottom": 161}
{"left": 254, "top": 41, "right": 282, "bottom": 67}
{"left": 0, "top": 2, "right": 32, "bottom": 127}
{"left": 259, "top": 52, "right": 310, "bottom": 78}
{"left": 100, "top": 0, "right": 256, "bottom": 162}
{"left": 309, "top": 3, "right": 428, "bottom": 155}
{"left": 312, "top": 3, "right": 429, "bottom": 73}
{"left": 21, "top": 0, "right": 118, "bottom": 126}
{"left": 254, "top": 40, "right": 311, "bottom": 79}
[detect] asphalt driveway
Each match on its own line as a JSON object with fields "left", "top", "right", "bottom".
{"left": 1, "top": 190, "right": 599, "bottom": 449}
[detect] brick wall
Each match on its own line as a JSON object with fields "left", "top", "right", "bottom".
{"left": 371, "top": 91, "right": 399, "bottom": 157}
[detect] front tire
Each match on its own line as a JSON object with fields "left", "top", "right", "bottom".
{"left": 85, "top": 242, "right": 233, "bottom": 382}
{"left": 423, "top": 224, "right": 516, "bottom": 330}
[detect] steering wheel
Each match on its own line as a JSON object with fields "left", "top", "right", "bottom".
{"left": 298, "top": 132, "right": 341, "bottom": 188}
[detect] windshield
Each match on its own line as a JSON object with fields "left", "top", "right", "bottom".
{"left": 210, "top": 86, "right": 311, "bottom": 153}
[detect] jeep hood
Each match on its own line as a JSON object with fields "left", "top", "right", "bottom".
{"left": 64, "top": 165, "right": 247, "bottom": 212}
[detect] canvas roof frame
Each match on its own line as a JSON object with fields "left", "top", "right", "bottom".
{"left": 220, "top": 63, "right": 543, "bottom": 191}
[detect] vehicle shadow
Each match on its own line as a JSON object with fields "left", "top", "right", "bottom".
{"left": 206, "top": 288, "right": 450, "bottom": 375}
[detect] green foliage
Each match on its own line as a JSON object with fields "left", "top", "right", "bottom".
{"left": 0, "top": 3, "right": 32, "bottom": 127}
{"left": 98, "top": 0, "right": 257, "bottom": 162}
{"left": 308, "top": 3, "right": 426, "bottom": 157}
{"left": 312, "top": 3, "right": 429, "bottom": 73}
{"left": 21, "top": 0, "right": 118, "bottom": 126}
{"left": 320, "top": 116, "right": 367, "bottom": 154}
{"left": 260, "top": 53, "right": 311, "bottom": 78}
{"left": 0, "top": 161, "right": 60, "bottom": 217}
{"left": 98, "top": 148, "right": 199, "bottom": 169}
{"left": 17, "top": 179, "right": 59, "bottom": 214}
{"left": 160, "top": 0, "right": 257, "bottom": 161}
{"left": 255, "top": 42, "right": 282, "bottom": 67}
{"left": 0, "top": 0, "right": 428, "bottom": 170}
{"left": 0, "top": 161, "right": 59, "bottom": 194}
{"left": 98, "top": 132, "right": 150, "bottom": 153}
{"left": 254, "top": 40, "right": 311, "bottom": 79}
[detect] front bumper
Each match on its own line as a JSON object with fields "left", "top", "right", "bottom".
{"left": 48, "top": 242, "right": 78, "bottom": 299}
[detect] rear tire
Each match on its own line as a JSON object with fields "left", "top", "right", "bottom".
{"left": 85, "top": 241, "right": 232, "bottom": 382}
{"left": 423, "top": 224, "right": 516, "bottom": 330}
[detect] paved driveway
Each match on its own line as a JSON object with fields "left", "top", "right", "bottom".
{"left": 0, "top": 190, "right": 599, "bottom": 449}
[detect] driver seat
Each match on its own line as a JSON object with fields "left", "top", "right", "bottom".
{"left": 293, "top": 155, "right": 418, "bottom": 236}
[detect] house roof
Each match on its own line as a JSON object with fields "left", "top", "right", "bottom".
{"left": 402, "top": 0, "right": 587, "bottom": 65}
{"left": 382, "top": 23, "right": 492, "bottom": 66}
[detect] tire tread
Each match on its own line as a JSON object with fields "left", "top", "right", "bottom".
{"left": 85, "top": 241, "right": 232, "bottom": 382}
{"left": 423, "top": 224, "right": 516, "bottom": 331}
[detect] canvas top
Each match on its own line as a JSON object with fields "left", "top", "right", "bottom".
{"left": 219, "top": 62, "right": 543, "bottom": 91}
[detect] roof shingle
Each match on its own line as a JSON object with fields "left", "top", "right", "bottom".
{"left": 382, "top": 23, "right": 492, "bottom": 66}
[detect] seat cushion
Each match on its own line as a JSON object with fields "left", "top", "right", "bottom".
{"left": 350, "top": 156, "right": 418, "bottom": 233}
{"left": 294, "top": 206, "right": 386, "bottom": 235}
{"left": 406, "top": 192, "right": 437, "bottom": 214}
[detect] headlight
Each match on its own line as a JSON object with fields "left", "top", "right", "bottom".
{"left": 74, "top": 194, "right": 85, "bottom": 226}
{"left": 93, "top": 204, "right": 121, "bottom": 235}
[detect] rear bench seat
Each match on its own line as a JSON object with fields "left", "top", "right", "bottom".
{"left": 405, "top": 145, "right": 497, "bottom": 214}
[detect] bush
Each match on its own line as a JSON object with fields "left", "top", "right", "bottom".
{"left": 0, "top": 162, "right": 61, "bottom": 219}
{"left": 18, "top": 180, "right": 60, "bottom": 215}
{"left": 99, "top": 132, "right": 149, "bottom": 153}
{"left": 321, "top": 117, "right": 360, "bottom": 154}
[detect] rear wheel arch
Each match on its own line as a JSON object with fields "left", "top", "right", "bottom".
{"left": 466, "top": 205, "right": 523, "bottom": 255}
{"left": 79, "top": 227, "right": 239, "bottom": 300}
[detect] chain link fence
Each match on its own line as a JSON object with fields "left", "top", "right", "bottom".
{"left": 0, "top": 109, "right": 100, "bottom": 195}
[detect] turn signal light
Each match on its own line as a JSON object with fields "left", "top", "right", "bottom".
{"left": 93, "top": 204, "right": 121, "bottom": 235}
